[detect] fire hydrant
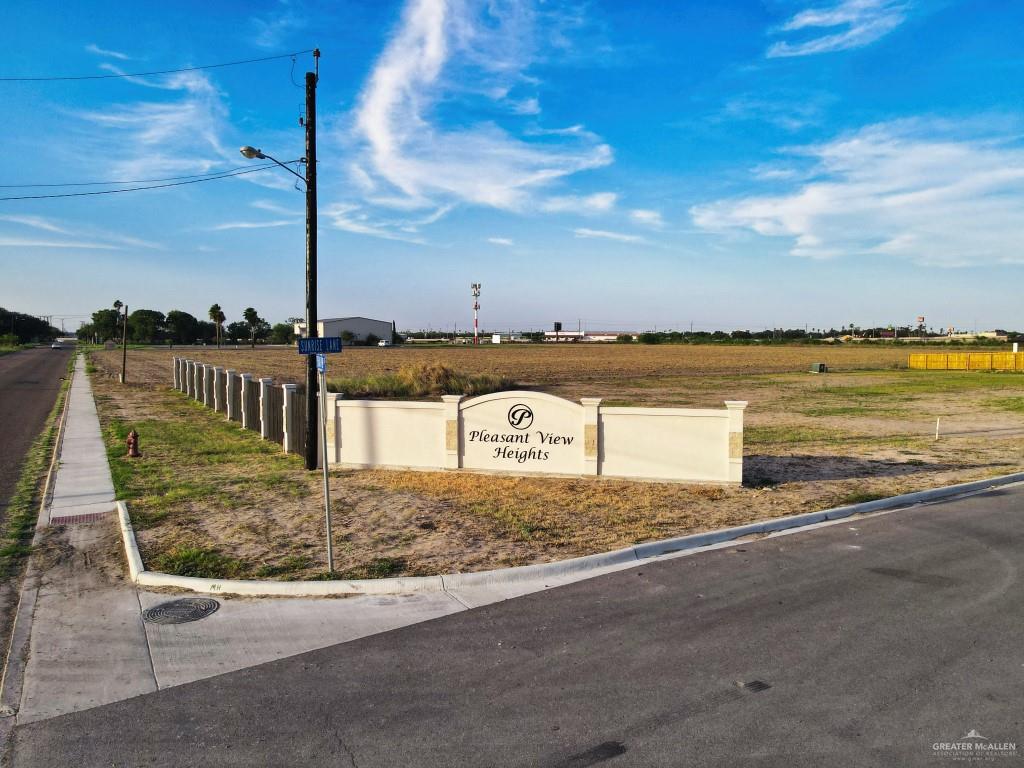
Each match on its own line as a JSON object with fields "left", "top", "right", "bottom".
{"left": 126, "top": 429, "right": 141, "bottom": 458}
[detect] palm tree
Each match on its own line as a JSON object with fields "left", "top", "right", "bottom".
{"left": 208, "top": 303, "right": 224, "bottom": 348}
{"left": 243, "top": 307, "right": 259, "bottom": 349}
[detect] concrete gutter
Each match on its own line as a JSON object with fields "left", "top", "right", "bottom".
{"left": 117, "top": 471, "right": 1024, "bottom": 598}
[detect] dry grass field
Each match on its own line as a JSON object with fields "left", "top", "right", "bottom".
{"left": 98, "top": 343, "right": 919, "bottom": 403}
{"left": 88, "top": 344, "right": 1024, "bottom": 580}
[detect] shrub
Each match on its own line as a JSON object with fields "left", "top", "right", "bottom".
{"left": 616, "top": 334, "right": 634, "bottom": 343}
{"left": 329, "top": 362, "right": 514, "bottom": 399}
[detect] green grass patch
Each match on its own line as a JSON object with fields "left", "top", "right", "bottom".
{"left": 105, "top": 397, "right": 301, "bottom": 504}
{"left": 820, "top": 371, "right": 1021, "bottom": 398}
{"left": 328, "top": 362, "right": 514, "bottom": 399}
{"left": 151, "top": 546, "right": 244, "bottom": 578}
{"left": 838, "top": 491, "right": 888, "bottom": 505}
{"left": 795, "top": 404, "right": 913, "bottom": 418}
{"left": 314, "top": 556, "right": 407, "bottom": 580}
{"left": 0, "top": 357, "right": 74, "bottom": 577}
{"left": 744, "top": 425, "right": 851, "bottom": 447}
{"left": 254, "top": 555, "right": 313, "bottom": 578}
{"left": 986, "top": 397, "right": 1024, "bottom": 414}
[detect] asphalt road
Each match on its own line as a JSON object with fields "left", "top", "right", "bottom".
{"left": 0, "top": 347, "right": 71, "bottom": 515}
{"left": 11, "top": 484, "right": 1024, "bottom": 767}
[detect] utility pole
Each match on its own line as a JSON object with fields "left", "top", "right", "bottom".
{"left": 120, "top": 305, "right": 128, "bottom": 384}
{"left": 303, "top": 55, "right": 319, "bottom": 472}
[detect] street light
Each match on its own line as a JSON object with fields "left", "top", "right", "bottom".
{"left": 239, "top": 48, "right": 320, "bottom": 472}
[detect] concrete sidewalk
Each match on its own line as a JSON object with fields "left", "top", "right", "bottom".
{"left": 9, "top": 357, "right": 623, "bottom": 725}
{"left": 44, "top": 355, "right": 115, "bottom": 524}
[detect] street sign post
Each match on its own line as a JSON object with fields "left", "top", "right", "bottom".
{"left": 297, "top": 337, "right": 341, "bottom": 572}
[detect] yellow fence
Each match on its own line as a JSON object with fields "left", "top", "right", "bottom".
{"left": 908, "top": 352, "right": 1024, "bottom": 371}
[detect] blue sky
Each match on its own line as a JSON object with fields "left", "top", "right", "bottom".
{"left": 2, "top": 0, "right": 1023, "bottom": 333}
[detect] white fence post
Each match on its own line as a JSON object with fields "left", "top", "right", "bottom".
{"left": 581, "top": 397, "right": 602, "bottom": 476}
{"left": 258, "top": 378, "right": 273, "bottom": 439}
{"left": 724, "top": 401, "right": 748, "bottom": 484}
{"left": 240, "top": 374, "right": 254, "bottom": 429}
{"left": 185, "top": 360, "right": 195, "bottom": 397}
{"left": 192, "top": 362, "right": 202, "bottom": 401}
{"left": 172, "top": 357, "right": 180, "bottom": 390}
{"left": 225, "top": 370, "right": 237, "bottom": 420}
{"left": 442, "top": 395, "right": 463, "bottom": 469}
{"left": 281, "top": 384, "right": 298, "bottom": 452}
{"left": 202, "top": 365, "right": 213, "bottom": 407}
{"left": 213, "top": 368, "right": 224, "bottom": 411}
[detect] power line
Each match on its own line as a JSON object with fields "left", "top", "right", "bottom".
{"left": 0, "top": 163, "right": 286, "bottom": 188}
{"left": 0, "top": 164, "right": 297, "bottom": 201}
{"left": 0, "top": 49, "right": 315, "bottom": 82}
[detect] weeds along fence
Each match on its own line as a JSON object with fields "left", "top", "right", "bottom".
{"left": 172, "top": 357, "right": 315, "bottom": 458}
{"left": 908, "top": 352, "right": 1024, "bottom": 371}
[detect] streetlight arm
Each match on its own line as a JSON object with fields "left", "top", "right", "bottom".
{"left": 239, "top": 146, "right": 305, "bottom": 182}
{"left": 261, "top": 152, "right": 306, "bottom": 183}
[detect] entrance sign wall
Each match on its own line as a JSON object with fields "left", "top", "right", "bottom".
{"left": 326, "top": 391, "right": 747, "bottom": 484}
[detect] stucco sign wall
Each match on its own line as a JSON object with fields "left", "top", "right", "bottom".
{"left": 461, "top": 392, "right": 585, "bottom": 475}
{"left": 328, "top": 391, "right": 747, "bottom": 484}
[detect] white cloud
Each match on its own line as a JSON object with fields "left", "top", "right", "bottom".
{"left": 0, "top": 215, "right": 71, "bottom": 234}
{"left": 719, "top": 94, "right": 829, "bottom": 131}
{"left": 344, "top": 0, "right": 612, "bottom": 239}
{"left": 250, "top": 200, "right": 304, "bottom": 217}
{"left": 510, "top": 97, "right": 541, "bottom": 115}
{"left": 487, "top": 237, "right": 514, "bottom": 246}
{"left": 324, "top": 203, "right": 425, "bottom": 243}
{"left": 767, "top": 0, "right": 908, "bottom": 58}
{"left": 541, "top": 192, "right": 617, "bottom": 214}
{"left": 0, "top": 237, "right": 121, "bottom": 250}
{"left": 72, "top": 70, "right": 232, "bottom": 180}
{"left": 250, "top": 3, "right": 307, "bottom": 49}
{"left": 85, "top": 44, "right": 130, "bottom": 60}
{"left": 0, "top": 215, "right": 163, "bottom": 250}
{"left": 690, "top": 119, "right": 1024, "bottom": 267}
{"left": 209, "top": 220, "right": 294, "bottom": 231}
{"left": 629, "top": 209, "right": 664, "bottom": 228}
{"left": 574, "top": 227, "right": 645, "bottom": 244}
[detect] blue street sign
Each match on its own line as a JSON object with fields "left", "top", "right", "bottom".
{"left": 315, "top": 353, "right": 327, "bottom": 372}
{"left": 298, "top": 337, "right": 342, "bottom": 355}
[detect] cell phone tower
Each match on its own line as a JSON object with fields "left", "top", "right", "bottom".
{"left": 471, "top": 283, "right": 481, "bottom": 346}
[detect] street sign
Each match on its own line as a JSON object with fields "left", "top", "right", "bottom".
{"left": 315, "top": 353, "right": 327, "bottom": 372}
{"left": 298, "top": 337, "right": 342, "bottom": 355}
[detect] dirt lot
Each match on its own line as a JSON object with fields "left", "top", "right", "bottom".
{"left": 89, "top": 345, "right": 1024, "bottom": 580}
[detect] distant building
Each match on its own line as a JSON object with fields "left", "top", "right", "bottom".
{"left": 542, "top": 330, "right": 629, "bottom": 342}
{"left": 293, "top": 316, "right": 395, "bottom": 343}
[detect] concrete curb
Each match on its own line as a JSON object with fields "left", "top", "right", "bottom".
{"left": 117, "top": 470, "right": 1024, "bottom": 598}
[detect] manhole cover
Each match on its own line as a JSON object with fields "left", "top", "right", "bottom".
{"left": 142, "top": 597, "right": 220, "bottom": 625}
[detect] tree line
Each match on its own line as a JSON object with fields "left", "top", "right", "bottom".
{"left": 0, "top": 307, "right": 60, "bottom": 345}
{"left": 76, "top": 301, "right": 296, "bottom": 346}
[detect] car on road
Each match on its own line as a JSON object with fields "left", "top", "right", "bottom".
{"left": 377, "top": 339, "right": 392, "bottom": 347}
{"left": 50, "top": 342, "right": 62, "bottom": 350}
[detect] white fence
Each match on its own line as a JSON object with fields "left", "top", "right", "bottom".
{"left": 174, "top": 358, "right": 747, "bottom": 483}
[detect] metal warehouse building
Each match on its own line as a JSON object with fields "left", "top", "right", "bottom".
{"left": 293, "top": 316, "right": 395, "bottom": 343}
